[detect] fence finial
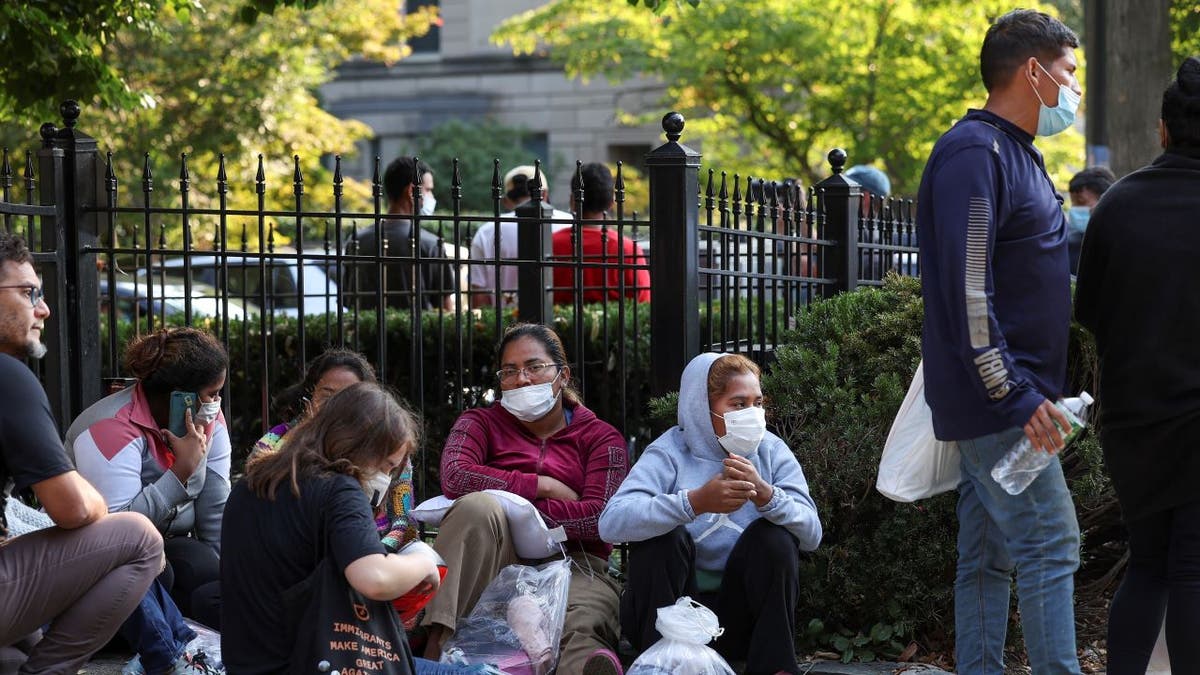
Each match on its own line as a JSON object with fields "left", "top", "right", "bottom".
{"left": 828, "top": 148, "right": 848, "bottom": 174}
{"left": 662, "top": 112, "right": 685, "bottom": 143}
{"left": 332, "top": 155, "right": 343, "bottom": 198}
{"left": 217, "top": 154, "right": 228, "bottom": 194}
{"left": 39, "top": 123, "right": 58, "bottom": 148}
{"left": 60, "top": 101, "right": 81, "bottom": 129}
{"left": 293, "top": 155, "right": 304, "bottom": 196}
{"left": 142, "top": 153, "right": 154, "bottom": 194}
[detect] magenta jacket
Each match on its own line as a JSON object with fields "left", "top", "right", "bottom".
{"left": 440, "top": 402, "right": 628, "bottom": 557}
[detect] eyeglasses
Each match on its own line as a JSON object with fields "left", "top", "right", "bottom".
{"left": 495, "top": 362, "right": 559, "bottom": 384}
{"left": 0, "top": 285, "right": 44, "bottom": 308}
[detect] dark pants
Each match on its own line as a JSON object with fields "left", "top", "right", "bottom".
{"left": 161, "top": 537, "right": 221, "bottom": 629}
{"left": 1108, "top": 499, "right": 1200, "bottom": 675}
{"left": 118, "top": 580, "right": 195, "bottom": 673}
{"left": 621, "top": 520, "right": 801, "bottom": 675}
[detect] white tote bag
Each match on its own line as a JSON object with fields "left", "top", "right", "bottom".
{"left": 876, "top": 360, "right": 961, "bottom": 502}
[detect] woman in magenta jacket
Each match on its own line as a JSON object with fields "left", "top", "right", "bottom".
{"left": 421, "top": 323, "right": 628, "bottom": 675}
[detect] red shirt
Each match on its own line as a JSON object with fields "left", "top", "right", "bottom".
{"left": 551, "top": 226, "right": 651, "bottom": 304}
{"left": 439, "top": 402, "right": 628, "bottom": 557}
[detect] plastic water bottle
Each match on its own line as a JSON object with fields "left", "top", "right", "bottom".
{"left": 991, "top": 392, "right": 1094, "bottom": 495}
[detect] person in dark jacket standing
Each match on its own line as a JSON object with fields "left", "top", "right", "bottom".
{"left": 916, "top": 10, "right": 1082, "bottom": 674}
{"left": 1075, "top": 56, "right": 1200, "bottom": 675}
{"left": 344, "top": 157, "right": 455, "bottom": 311}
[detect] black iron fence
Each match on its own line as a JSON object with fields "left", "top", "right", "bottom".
{"left": 0, "top": 104, "right": 918, "bottom": 501}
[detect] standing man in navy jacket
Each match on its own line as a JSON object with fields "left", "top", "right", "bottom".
{"left": 917, "top": 10, "right": 1083, "bottom": 674}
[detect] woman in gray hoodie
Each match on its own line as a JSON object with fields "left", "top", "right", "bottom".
{"left": 598, "top": 352, "right": 821, "bottom": 675}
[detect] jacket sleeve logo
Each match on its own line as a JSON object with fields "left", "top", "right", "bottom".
{"left": 973, "top": 348, "right": 1013, "bottom": 400}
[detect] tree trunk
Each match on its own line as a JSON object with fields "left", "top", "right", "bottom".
{"left": 1103, "top": 0, "right": 1173, "bottom": 177}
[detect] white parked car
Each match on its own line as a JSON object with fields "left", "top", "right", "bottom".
{"left": 146, "top": 248, "right": 344, "bottom": 317}
{"left": 101, "top": 279, "right": 255, "bottom": 322}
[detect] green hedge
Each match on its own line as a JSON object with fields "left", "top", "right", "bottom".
{"left": 760, "top": 274, "right": 1116, "bottom": 659}
{"left": 104, "top": 297, "right": 784, "bottom": 494}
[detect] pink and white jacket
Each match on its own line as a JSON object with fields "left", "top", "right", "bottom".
{"left": 65, "top": 384, "right": 231, "bottom": 553}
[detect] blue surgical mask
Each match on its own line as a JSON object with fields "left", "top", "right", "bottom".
{"left": 419, "top": 194, "right": 437, "bottom": 216}
{"left": 1030, "top": 61, "right": 1080, "bottom": 137}
{"left": 1067, "top": 206, "right": 1090, "bottom": 234}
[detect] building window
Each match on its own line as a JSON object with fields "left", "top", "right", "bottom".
{"left": 608, "top": 144, "right": 654, "bottom": 172}
{"left": 407, "top": 0, "right": 440, "bottom": 55}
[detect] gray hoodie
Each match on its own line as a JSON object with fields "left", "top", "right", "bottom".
{"left": 598, "top": 353, "right": 822, "bottom": 572}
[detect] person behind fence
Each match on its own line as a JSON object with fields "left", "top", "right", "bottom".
{"left": 220, "top": 382, "right": 439, "bottom": 673}
{"left": 598, "top": 352, "right": 821, "bottom": 675}
{"left": 0, "top": 232, "right": 163, "bottom": 673}
{"left": 1074, "top": 55, "right": 1200, "bottom": 675}
{"left": 345, "top": 157, "right": 455, "bottom": 311}
{"left": 469, "top": 165, "right": 573, "bottom": 309}
{"left": 551, "top": 162, "right": 651, "bottom": 305}
{"left": 250, "top": 347, "right": 418, "bottom": 552}
{"left": 67, "top": 327, "right": 230, "bottom": 632}
{"left": 917, "top": 9, "right": 1083, "bottom": 674}
{"left": 421, "top": 323, "right": 629, "bottom": 675}
{"left": 1065, "top": 166, "right": 1116, "bottom": 275}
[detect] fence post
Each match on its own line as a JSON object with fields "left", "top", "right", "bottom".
{"left": 814, "top": 148, "right": 861, "bottom": 298}
{"left": 646, "top": 112, "right": 701, "bottom": 398}
{"left": 37, "top": 101, "right": 102, "bottom": 427}
{"left": 515, "top": 173, "right": 554, "bottom": 325}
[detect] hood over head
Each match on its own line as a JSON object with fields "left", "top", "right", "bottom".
{"left": 677, "top": 352, "right": 726, "bottom": 461}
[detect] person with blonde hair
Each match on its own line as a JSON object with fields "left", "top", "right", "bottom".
{"left": 600, "top": 352, "right": 821, "bottom": 675}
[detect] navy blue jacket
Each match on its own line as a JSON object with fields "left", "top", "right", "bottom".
{"left": 917, "top": 109, "right": 1071, "bottom": 441}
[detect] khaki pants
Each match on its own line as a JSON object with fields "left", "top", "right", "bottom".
{"left": 423, "top": 492, "right": 620, "bottom": 673}
{"left": 0, "top": 512, "right": 163, "bottom": 675}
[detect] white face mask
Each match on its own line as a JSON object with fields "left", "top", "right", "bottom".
{"left": 500, "top": 372, "right": 562, "bottom": 422}
{"left": 712, "top": 406, "right": 766, "bottom": 457}
{"left": 364, "top": 471, "right": 392, "bottom": 509}
{"left": 194, "top": 397, "right": 222, "bottom": 427}
{"left": 419, "top": 194, "right": 437, "bottom": 216}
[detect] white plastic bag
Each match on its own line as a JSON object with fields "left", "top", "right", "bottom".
{"left": 412, "top": 491, "right": 567, "bottom": 559}
{"left": 627, "top": 598, "right": 735, "bottom": 675}
{"left": 876, "top": 360, "right": 960, "bottom": 502}
{"left": 440, "top": 559, "right": 571, "bottom": 675}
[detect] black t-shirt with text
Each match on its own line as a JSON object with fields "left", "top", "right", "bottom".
{"left": 0, "top": 353, "right": 74, "bottom": 539}
{"left": 220, "top": 472, "right": 386, "bottom": 674}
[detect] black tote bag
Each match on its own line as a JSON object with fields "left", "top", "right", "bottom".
{"left": 283, "top": 550, "right": 416, "bottom": 674}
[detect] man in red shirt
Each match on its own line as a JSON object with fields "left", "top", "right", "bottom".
{"left": 551, "top": 163, "right": 650, "bottom": 305}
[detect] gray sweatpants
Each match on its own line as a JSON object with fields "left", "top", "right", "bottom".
{"left": 0, "top": 511, "right": 163, "bottom": 675}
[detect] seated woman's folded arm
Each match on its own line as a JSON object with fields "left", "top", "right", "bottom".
{"left": 533, "top": 423, "right": 628, "bottom": 541}
{"left": 439, "top": 409, "right": 539, "bottom": 500}
{"left": 597, "top": 440, "right": 694, "bottom": 544}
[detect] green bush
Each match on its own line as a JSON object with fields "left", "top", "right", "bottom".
{"left": 759, "top": 274, "right": 1116, "bottom": 656}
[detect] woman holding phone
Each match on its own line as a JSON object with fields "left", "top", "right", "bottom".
{"left": 66, "top": 327, "right": 230, "bottom": 635}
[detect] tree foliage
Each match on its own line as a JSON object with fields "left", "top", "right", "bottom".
{"left": 413, "top": 118, "right": 539, "bottom": 214}
{"left": 494, "top": 0, "right": 1086, "bottom": 195}
{"left": 3, "top": 0, "right": 436, "bottom": 248}
{"left": 0, "top": 0, "right": 199, "bottom": 121}
{"left": 1172, "top": 0, "right": 1200, "bottom": 63}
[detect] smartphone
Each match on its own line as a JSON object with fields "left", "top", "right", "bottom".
{"left": 168, "top": 391, "right": 200, "bottom": 438}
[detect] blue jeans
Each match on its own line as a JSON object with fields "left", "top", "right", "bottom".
{"left": 954, "top": 427, "right": 1082, "bottom": 675}
{"left": 118, "top": 579, "right": 196, "bottom": 673}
